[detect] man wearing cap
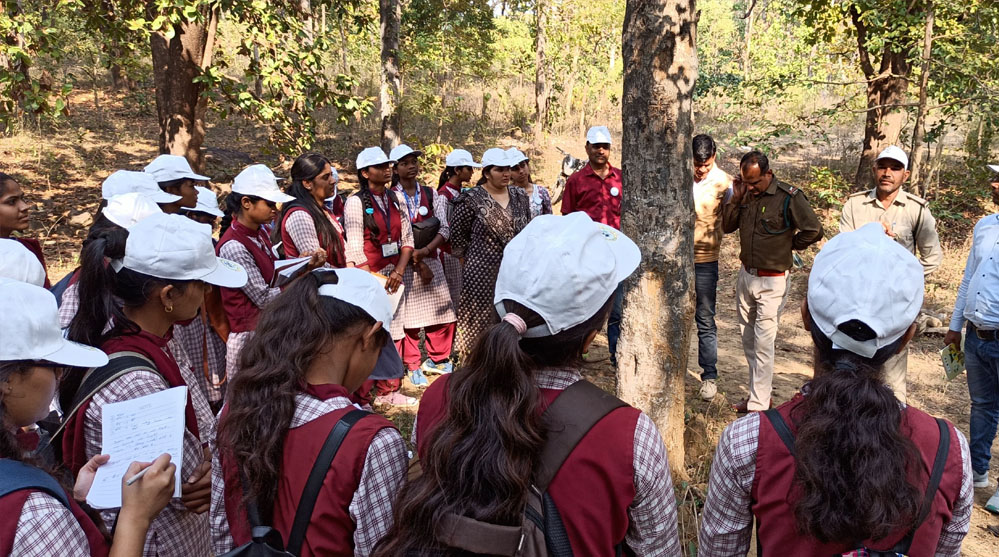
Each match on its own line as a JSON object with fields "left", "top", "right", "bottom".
{"left": 692, "top": 134, "right": 733, "bottom": 401}
{"left": 944, "top": 171, "right": 999, "bottom": 508}
{"left": 722, "top": 150, "right": 823, "bottom": 413}
{"left": 840, "top": 146, "right": 943, "bottom": 404}
{"left": 144, "top": 154, "right": 208, "bottom": 213}
{"left": 561, "top": 125, "right": 625, "bottom": 365}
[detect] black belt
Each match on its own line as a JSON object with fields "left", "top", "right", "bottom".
{"left": 971, "top": 323, "right": 999, "bottom": 342}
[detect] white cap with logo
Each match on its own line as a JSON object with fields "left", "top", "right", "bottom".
{"left": 875, "top": 146, "right": 909, "bottom": 170}
{"left": 480, "top": 148, "right": 511, "bottom": 168}
{"left": 0, "top": 239, "right": 46, "bottom": 287}
{"left": 144, "top": 154, "right": 211, "bottom": 183}
{"left": 231, "top": 164, "right": 295, "bottom": 204}
{"left": 445, "top": 149, "right": 482, "bottom": 168}
{"left": 102, "top": 170, "right": 181, "bottom": 204}
{"left": 317, "top": 268, "right": 404, "bottom": 379}
{"left": 190, "top": 186, "right": 225, "bottom": 218}
{"left": 117, "top": 213, "right": 248, "bottom": 288}
{"left": 807, "top": 222, "right": 923, "bottom": 358}
{"left": 586, "top": 125, "right": 612, "bottom": 145}
{"left": 389, "top": 144, "right": 423, "bottom": 162}
{"left": 356, "top": 147, "right": 394, "bottom": 170}
{"left": 494, "top": 212, "right": 640, "bottom": 337}
{"left": 0, "top": 279, "right": 109, "bottom": 367}
{"left": 103, "top": 192, "right": 163, "bottom": 229}
{"left": 506, "top": 148, "right": 529, "bottom": 166}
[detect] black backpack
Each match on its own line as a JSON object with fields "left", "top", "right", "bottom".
{"left": 221, "top": 409, "right": 369, "bottom": 556}
{"left": 762, "top": 409, "right": 951, "bottom": 557}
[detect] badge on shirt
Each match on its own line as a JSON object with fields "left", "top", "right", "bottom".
{"left": 418, "top": 206, "right": 429, "bottom": 216}
{"left": 382, "top": 243, "right": 400, "bottom": 258}
{"left": 610, "top": 186, "right": 620, "bottom": 197}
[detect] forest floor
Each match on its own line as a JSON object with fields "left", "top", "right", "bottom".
{"left": 2, "top": 91, "right": 998, "bottom": 555}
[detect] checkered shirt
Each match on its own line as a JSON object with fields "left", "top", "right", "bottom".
{"left": 210, "top": 393, "right": 407, "bottom": 556}
{"left": 83, "top": 361, "right": 212, "bottom": 556}
{"left": 170, "top": 319, "right": 227, "bottom": 404}
{"left": 58, "top": 281, "right": 80, "bottom": 328}
{"left": 218, "top": 236, "right": 282, "bottom": 310}
{"left": 224, "top": 331, "right": 253, "bottom": 384}
{"left": 167, "top": 335, "right": 220, "bottom": 437}
{"left": 697, "top": 411, "right": 974, "bottom": 556}
{"left": 12, "top": 492, "right": 91, "bottom": 556}
{"left": 343, "top": 194, "right": 415, "bottom": 267}
{"left": 283, "top": 208, "right": 345, "bottom": 256}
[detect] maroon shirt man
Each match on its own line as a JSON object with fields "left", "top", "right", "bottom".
{"left": 560, "top": 125, "right": 622, "bottom": 230}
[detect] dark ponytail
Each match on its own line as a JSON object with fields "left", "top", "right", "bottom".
{"left": 475, "top": 165, "right": 494, "bottom": 187}
{"left": 373, "top": 297, "right": 614, "bottom": 556}
{"left": 220, "top": 193, "right": 265, "bottom": 237}
{"left": 438, "top": 167, "right": 456, "bottom": 190}
{"left": 278, "top": 153, "right": 344, "bottom": 265}
{"left": 791, "top": 317, "right": 923, "bottom": 543}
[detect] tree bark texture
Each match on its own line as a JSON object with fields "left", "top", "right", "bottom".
{"left": 535, "top": 0, "right": 550, "bottom": 135}
{"left": 619, "top": 0, "right": 698, "bottom": 482}
{"left": 909, "top": 4, "right": 934, "bottom": 193}
{"left": 379, "top": 0, "right": 402, "bottom": 153}
{"left": 149, "top": 9, "right": 218, "bottom": 172}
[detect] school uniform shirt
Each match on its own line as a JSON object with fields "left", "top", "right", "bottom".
{"left": 3, "top": 490, "right": 109, "bottom": 556}
{"left": 560, "top": 163, "right": 623, "bottom": 229}
{"left": 414, "top": 368, "right": 682, "bottom": 556}
{"left": 697, "top": 393, "right": 973, "bottom": 556}
{"left": 949, "top": 213, "right": 999, "bottom": 331}
{"left": 391, "top": 183, "right": 456, "bottom": 329}
{"left": 170, "top": 314, "right": 227, "bottom": 404}
{"left": 209, "top": 386, "right": 408, "bottom": 556}
{"left": 527, "top": 184, "right": 553, "bottom": 219}
{"left": 436, "top": 183, "right": 463, "bottom": 307}
{"left": 58, "top": 280, "right": 80, "bottom": 328}
{"left": 281, "top": 206, "right": 347, "bottom": 266}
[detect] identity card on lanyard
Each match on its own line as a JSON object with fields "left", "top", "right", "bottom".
{"left": 374, "top": 193, "right": 400, "bottom": 258}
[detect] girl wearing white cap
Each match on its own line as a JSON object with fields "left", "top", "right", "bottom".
{"left": 376, "top": 213, "right": 681, "bottom": 556}
{"left": 0, "top": 280, "right": 177, "bottom": 557}
{"left": 0, "top": 172, "right": 50, "bottom": 287}
{"left": 448, "top": 147, "right": 531, "bottom": 357}
{"left": 143, "top": 154, "right": 207, "bottom": 213}
{"left": 63, "top": 212, "right": 248, "bottom": 556}
{"left": 210, "top": 268, "right": 408, "bottom": 555}
{"left": 389, "top": 144, "right": 457, "bottom": 382}
{"left": 218, "top": 164, "right": 326, "bottom": 384}
{"left": 699, "top": 223, "right": 972, "bottom": 556}
{"left": 436, "top": 148, "right": 480, "bottom": 314}
{"left": 507, "top": 148, "right": 552, "bottom": 219}
{"left": 276, "top": 153, "right": 346, "bottom": 267}
{"left": 344, "top": 147, "right": 416, "bottom": 407}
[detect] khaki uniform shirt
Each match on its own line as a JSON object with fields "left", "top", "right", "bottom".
{"left": 839, "top": 188, "right": 942, "bottom": 275}
{"left": 721, "top": 177, "right": 824, "bottom": 272}
{"left": 694, "top": 165, "right": 734, "bottom": 264}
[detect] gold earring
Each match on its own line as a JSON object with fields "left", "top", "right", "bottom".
{"left": 165, "top": 305, "right": 174, "bottom": 313}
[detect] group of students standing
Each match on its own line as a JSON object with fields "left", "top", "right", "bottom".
{"left": 0, "top": 124, "right": 976, "bottom": 557}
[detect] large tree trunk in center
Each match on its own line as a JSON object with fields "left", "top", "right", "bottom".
{"left": 149, "top": 9, "right": 218, "bottom": 173}
{"left": 619, "top": 0, "right": 697, "bottom": 482}
{"left": 379, "top": 0, "right": 402, "bottom": 153}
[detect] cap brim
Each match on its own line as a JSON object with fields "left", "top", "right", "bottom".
{"left": 193, "top": 206, "right": 225, "bottom": 217}
{"left": 41, "top": 340, "right": 109, "bottom": 368}
{"left": 599, "top": 225, "right": 641, "bottom": 284}
{"left": 367, "top": 338, "right": 405, "bottom": 380}
{"left": 188, "top": 172, "right": 211, "bottom": 181}
{"left": 988, "top": 164, "right": 999, "bottom": 174}
{"left": 258, "top": 191, "right": 296, "bottom": 204}
{"left": 152, "top": 191, "right": 183, "bottom": 204}
{"left": 200, "top": 257, "right": 249, "bottom": 288}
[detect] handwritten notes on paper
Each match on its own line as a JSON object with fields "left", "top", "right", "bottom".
{"left": 87, "top": 387, "right": 187, "bottom": 509}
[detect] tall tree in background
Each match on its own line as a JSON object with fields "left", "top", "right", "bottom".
{"left": 534, "top": 0, "right": 549, "bottom": 135}
{"left": 380, "top": 0, "right": 402, "bottom": 152}
{"left": 618, "top": 0, "right": 697, "bottom": 480}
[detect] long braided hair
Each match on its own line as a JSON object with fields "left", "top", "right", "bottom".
{"left": 355, "top": 169, "right": 402, "bottom": 243}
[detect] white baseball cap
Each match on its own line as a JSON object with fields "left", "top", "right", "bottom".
{"left": 144, "top": 154, "right": 211, "bottom": 183}
{"left": 586, "top": 125, "right": 612, "bottom": 145}
{"left": 102, "top": 170, "right": 182, "bottom": 204}
{"left": 506, "top": 148, "right": 529, "bottom": 165}
{"left": 480, "top": 148, "right": 511, "bottom": 168}
{"left": 117, "top": 213, "right": 248, "bottom": 288}
{"left": 189, "top": 186, "right": 225, "bottom": 218}
{"left": 356, "top": 147, "right": 394, "bottom": 170}
{"left": 807, "top": 222, "right": 923, "bottom": 358}
{"left": 389, "top": 144, "right": 423, "bottom": 162}
{"left": 231, "top": 164, "right": 295, "bottom": 204}
{"left": 103, "top": 192, "right": 163, "bottom": 229}
{"left": 494, "top": 212, "right": 640, "bottom": 337}
{"left": 875, "top": 146, "right": 909, "bottom": 170}
{"left": 0, "top": 279, "right": 109, "bottom": 367}
{"left": 445, "top": 149, "right": 482, "bottom": 168}
{"left": 0, "top": 239, "right": 46, "bottom": 287}
{"left": 317, "top": 268, "right": 404, "bottom": 380}
{"left": 987, "top": 164, "right": 999, "bottom": 174}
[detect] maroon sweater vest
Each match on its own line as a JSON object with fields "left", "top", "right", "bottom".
{"left": 223, "top": 391, "right": 395, "bottom": 556}
{"left": 397, "top": 185, "right": 438, "bottom": 260}
{"left": 279, "top": 206, "right": 346, "bottom": 267}
{"left": 356, "top": 192, "right": 402, "bottom": 272}
{"left": 0, "top": 482, "right": 110, "bottom": 556}
{"left": 417, "top": 376, "right": 640, "bottom": 555}
{"left": 751, "top": 395, "right": 965, "bottom": 556}
{"left": 218, "top": 221, "right": 276, "bottom": 333}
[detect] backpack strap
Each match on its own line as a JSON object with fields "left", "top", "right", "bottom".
{"left": 762, "top": 409, "right": 796, "bottom": 457}
{"left": 285, "top": 408, "right": 369, "bottom": 556}
{"left": 891, "top": 418, "right": 951, "bottom": 553}
{"left": 0, "top": 459, "right": 71, "bottom": 508}
{"left": 439, "top": 515, "right": 524, "bottom": 555}
{"left": 535, "top": 380, "right": 628, "bottom": 491}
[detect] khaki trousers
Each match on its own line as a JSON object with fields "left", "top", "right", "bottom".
{"left": 882, "top": 347, "right": 908, "bottom": 403}
{"left": 736, "top": 267, "right": 790, "bottom": 411}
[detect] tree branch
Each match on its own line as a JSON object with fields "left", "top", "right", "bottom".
{"left": 849, "top": 5, "right": 876, "bottom": 78}
{"left": 741, "top": 0, "right": 758, "bottom": 19}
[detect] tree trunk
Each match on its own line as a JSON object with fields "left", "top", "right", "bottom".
{"left": 534, "top": 0, "right": 549, "bottom": 136}
{"left": 742, "top": 8, "right": 753, "bottom": 78}
{"left": 854, "top": 49, "right": 909, "bottom": 189}
{"left": 149, "top": 8, "right": 218, "bottom": 172}
{"left": 379, "top": 0, "right": 402, "bottom": 153}
{"left": 909, "top": 4, "right": 934, "bottom": 193}
{"left": 298, "top": 0, "right": 314, "bottom": 45}
{"left": 619, "top": 0, "right": 697, "bottom": 482}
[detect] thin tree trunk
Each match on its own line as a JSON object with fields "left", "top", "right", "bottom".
{"left": 298, "top": 0, "right": 314, "bottom": 45}
{"left": 619, "top": 0, "right": 698, "bottom": 482}
{"left": 338, "top": 18, "right": 349, "bottom": 74}
{"left": 909, "top": 4, "right": 934, "bottom": 193}
{"left": 534, "top": 0, "right": 549, "bottom": 136}
{"left": 742, "top": 9, "right": 753, "bottom": 78}
{"left": 924, "top": 136, "right": 945, "bottom": 196}
{"left": 379, "top": 0, "right": 402, "bottom": 153}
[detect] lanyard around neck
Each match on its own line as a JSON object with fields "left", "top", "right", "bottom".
{"left": 371, "top": 191, "right": 393, "bottom": 242}
{"left": 401, "top": 184, "right": 421, "bottom": 221}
